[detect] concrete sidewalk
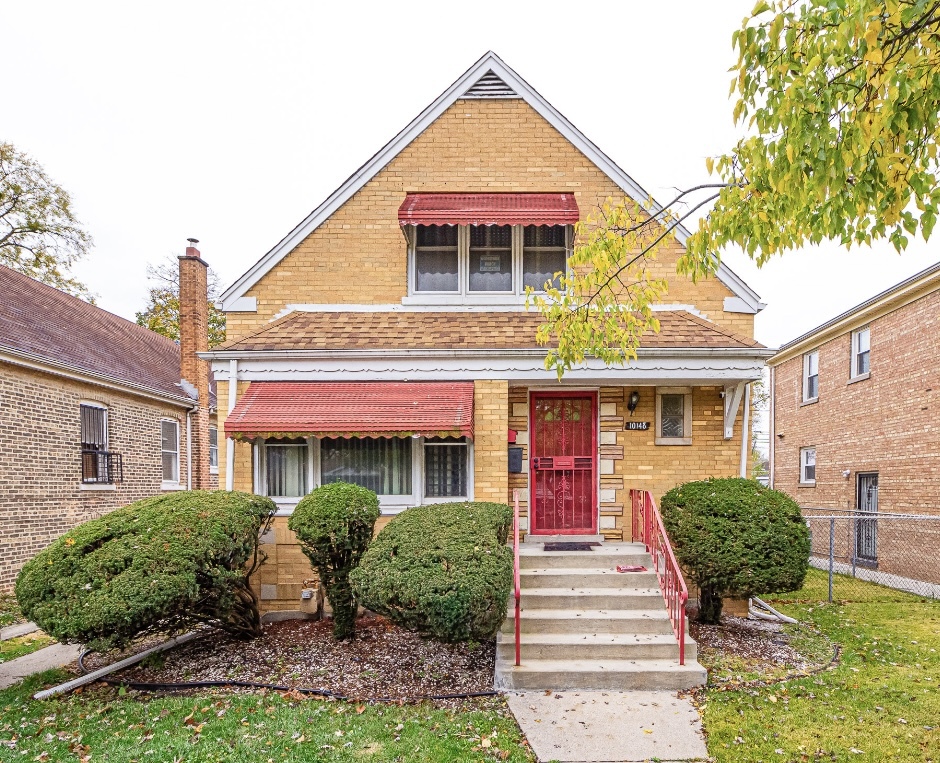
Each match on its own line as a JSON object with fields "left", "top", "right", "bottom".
{"left": 506, "top": 690, "right": 708, "bottom": 762}
{"left": 0, "top": 643, "right": 82, "bottom": 690}
{"left": 1, "top": 622, "right": 40, "bottom": 641}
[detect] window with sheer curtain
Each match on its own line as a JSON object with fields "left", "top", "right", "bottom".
{"left": 265, "top": 438, "right": 308, "bottom": 497}
{"left": 320, "top": 437, "right": 412, "bottom": 495}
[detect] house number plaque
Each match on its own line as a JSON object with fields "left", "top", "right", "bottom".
{"left": 624, "top": 421, "right": 651, "bottom": 431}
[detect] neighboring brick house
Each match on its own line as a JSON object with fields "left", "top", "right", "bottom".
{"left": 202, "top": 52, "right": 772, "bottom": 616}
{"left": 768, "top": 261, "right": 940, "bottom": 584}
{"left": 0, "top": 243, "right": 218, "bottom": 590}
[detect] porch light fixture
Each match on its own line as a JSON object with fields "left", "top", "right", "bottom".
{"left": 627, "top": 390, "right": 640, "bottom": 416}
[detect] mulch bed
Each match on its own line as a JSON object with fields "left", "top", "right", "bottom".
{"left": 108, "top": 617, "right": 496, "bottom": 706}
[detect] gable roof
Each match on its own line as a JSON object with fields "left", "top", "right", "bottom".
{"left": 219, "top": 51, "right": 764, "bottom": 314}
{"left": 212, "top": 309, "right": 764, "bottom": 354}
{"left": 0, "top": 265, "right": 192, "bottom": 403}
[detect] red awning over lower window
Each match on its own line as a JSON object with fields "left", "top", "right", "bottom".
{"left": 398, "top": 193, "right": 579, "bottom": 227}
{"left": 224, "top": 382, "right": 474, "bottom": 440}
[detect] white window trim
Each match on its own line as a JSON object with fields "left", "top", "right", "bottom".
{"left": 800, "top": 446, "right": 817, "bottom": 485}
{"left": 261, "top": 436, "right": 474, "bottom": 513}
{"left": 655, "top": 387, "right": 692, "bottom": 446}
{"left": 802, "top": 350, "right": 819, "bottom": 403}
{"left": 405, "top": 223, "right": 570, "bottom": 304}
{"left": 160, "top": 418, "right": 181, "bottom": 490}
{"left": 850, "top": 326, "right": 871, "bottom": 380}
{"left": 209, "top": 426, "right": 219, "bottom": 475}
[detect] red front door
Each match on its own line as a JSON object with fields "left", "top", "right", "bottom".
{"left": 530, "top": 392, "right": 597, "bottom": 535}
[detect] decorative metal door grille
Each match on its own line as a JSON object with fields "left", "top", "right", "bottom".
{"left": 856, "top": 472, "right": 879, "bottom": 562}
{"left": 530, "top": 393, "right": 597, "bottom": 534}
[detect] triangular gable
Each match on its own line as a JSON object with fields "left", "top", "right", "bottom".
{"left": 220, "top": 51, "right": 764, "bottom": 313}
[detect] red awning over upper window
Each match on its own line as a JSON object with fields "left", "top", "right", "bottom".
{"left": 224, "top": 382, "right": 474, "bottom": 440}
{"left": 398, "top": 193, "right": 579, "bottom": 227}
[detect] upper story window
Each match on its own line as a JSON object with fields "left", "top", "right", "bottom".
{"left": 851, "top": 327, "right": 870, "bottom": 379}
{"left": 410, "top": 223, "right": 570, "bottom": 300}
{"left": 802, "top": 350, "right": 819, "bottom": 402}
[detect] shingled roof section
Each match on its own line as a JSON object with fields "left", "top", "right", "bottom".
{"left": 0, "top": 265, "right": 190, "bottom": 401}
{"left": 219, "top": 310, "right": 763, "bottom": 353}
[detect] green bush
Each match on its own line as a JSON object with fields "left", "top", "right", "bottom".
{"left": 660, "top": 477, "right": 810, "bottom": 624}
{"left": 288, "top": 482, "right": 380, "bottom": 640}
{"left": 15, "top": 491, "right": 275, "bottom": 651}
{"left": 350, "top": 501, "right": 512, "bottom": 642}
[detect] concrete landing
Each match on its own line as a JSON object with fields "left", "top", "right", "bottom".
{"left": 507, "top": 690, "right": 708, "bottom": 762}
{"left": 0, "top": 643, "right": 82, "bottom": 690}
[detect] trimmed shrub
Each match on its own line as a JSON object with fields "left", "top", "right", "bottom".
{"left": 15, "top": 491, "right": 275, "bottom": 651}
{"left": 660, "top": 477, "right": 810, "bottom": 624}
{"left": 350, "top": 501, "right": 512, "bottom": 642}
{"left": 288, "top": 482, "right": 380, "bottom": 640}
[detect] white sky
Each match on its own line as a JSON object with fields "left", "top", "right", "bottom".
{"left": 5, "top": 0, "right": 937, "bottom": 350}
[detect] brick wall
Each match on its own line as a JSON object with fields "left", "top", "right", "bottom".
{"left": 473, "top": 380, "right": 509, "bottom": 503}
{"left": 772, "top": 289, "right": 940, "bottom": 515}
{"left": 0, "top": 363, "right": 199, "bottom": 590}
{"left": 225, "top": 98, "right": 751, "bottom": 342}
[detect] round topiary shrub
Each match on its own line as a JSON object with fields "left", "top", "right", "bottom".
{"left": 288, "top": 482, "right": 380, "bottom": 640}
{"left": 660, "top": 477, "right": 810, "bottom": 624}
{"left": 15, "top": 490, "right": 276, "bottom": 651}
{"left": 349, "top": 501, "right": 512, "bottom": 642}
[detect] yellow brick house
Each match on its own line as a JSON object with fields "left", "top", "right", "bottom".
{"left": 204, "top": 52, "right": 771, "bottom": 619}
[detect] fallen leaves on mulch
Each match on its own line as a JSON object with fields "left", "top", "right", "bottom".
{"left": 112, "top": 616, "right": 496, "bottom": 706}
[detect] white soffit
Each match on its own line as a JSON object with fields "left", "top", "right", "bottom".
{"left": 219, "top": 51, "right": 764, "bottom": 314}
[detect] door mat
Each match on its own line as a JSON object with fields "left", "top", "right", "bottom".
{"left": 542, "top": 542, "right": 600, "bottom": 551}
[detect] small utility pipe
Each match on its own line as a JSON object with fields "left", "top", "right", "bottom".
{"left": 739, "top": 382, "right": 751, "bottom": 478}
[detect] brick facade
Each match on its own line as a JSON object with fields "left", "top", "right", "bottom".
{"left": 0, "top": 363, "right": 213, "bottom": 590}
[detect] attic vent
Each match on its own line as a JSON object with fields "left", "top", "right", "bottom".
{"left": 461, "top": 70, "right": 519, "bottom": 99}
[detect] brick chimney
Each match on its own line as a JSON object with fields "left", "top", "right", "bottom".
{"left": 179, "top": 238, "right": 212, "bottom": 490}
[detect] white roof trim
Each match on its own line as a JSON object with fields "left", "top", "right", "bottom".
{"left": 220, "top": 51, "right": 764, "bottom": 313}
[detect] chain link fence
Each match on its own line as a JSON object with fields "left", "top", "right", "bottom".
{"left": 800, "top": 509, "right": 940, "bottom": 602}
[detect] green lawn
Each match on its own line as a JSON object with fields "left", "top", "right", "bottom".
{"left": 702, "top": 570, "right": 940, "bottom": 762}
{"left": 0, "top": 595, "right": 22, "bottom": 628}
{"left": 0, "top": 671, "right": 534, "bottom": 762}
{"left": 0, "top": 632, "right": 55, "bottom": 664}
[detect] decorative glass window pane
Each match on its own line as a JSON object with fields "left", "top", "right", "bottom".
{"left": 265, "top": 439, "right": 307, "bottom": 497}
{"left": 161, "top": 420, "right": 179, "bottom": 482}
{"left": 424, "top": 438, "right": 468, "bottom": 498}
{"left": 660, "top": 394, "right": 684, "bottom": 438}
{"left": 469, "top": 225, "right": 512, "bottom": 292}
{"left": 209, "top": 427, "right": 218, "bottom": 469}
{"left": 523, "top": 225, "right": 567, "bottom": 291}
{"left": 320, "top": 437, "right": 412, "bottom": 495}
{"left": 415, "top": 225, "right": 459, "bottom": 292}
{"left": 801, "top": 447, "right": 816, "bottom": 483}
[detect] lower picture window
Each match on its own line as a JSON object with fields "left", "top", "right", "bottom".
{"left": 320, "top": 437, "right": 412, "bottom": 495}
{"left": 266, "top": 438, "right": 308, "bottom": 497}
{"left": 424, "top": 438, "right": 468, "bottom": 498}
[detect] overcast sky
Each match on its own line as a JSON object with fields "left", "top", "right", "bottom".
{"left": 5, "top": 1, "right": 937, "bottom": 349}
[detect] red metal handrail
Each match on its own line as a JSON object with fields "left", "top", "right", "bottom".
{"left": 512, "top": 489, "right": 521, "bottom": 666}
{"left": 630, "top": 489, "right": 688, "bottom": 665}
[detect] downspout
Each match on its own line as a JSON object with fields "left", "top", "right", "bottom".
{"left": 739, "top": 382, "right": 751, "bottom": 478}
{"left": 186, "top": 409, "right": 193, "bottom": 490}
{"left": 768, "top": 367, "right": 775, "bottom": 489}
{"left": 226, "top": 358, "right": 237, "bottom": 491}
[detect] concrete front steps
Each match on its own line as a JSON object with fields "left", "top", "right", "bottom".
{"left": 495, "top": 542, "right": 707, "bottom": 691}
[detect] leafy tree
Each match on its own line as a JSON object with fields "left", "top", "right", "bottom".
{"left": 135, "top": 254, "right": 227, "bottom": 348}
{"left": 0, "top": 141, "right": 94, "bottom": 300}
{"left": 660, "top": 477, "right": 810, "bottom": 624}
{"left": 537, "top": 0, "right": 940, "bottom": 374}
{"left": 288, "top": 482, "right": 380, "bottom": 640}
{"left": 15, "top": 491, "right": 276, "bottom": 651}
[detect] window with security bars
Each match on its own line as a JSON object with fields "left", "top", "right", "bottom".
{"left": 424, "top": 438, "right": 468, "bottom": 498}
{"left": 161, "top": 420, "right": 180, "bottom": 483}
{"left": 80, "top": 404, "right": 108, "bottom": 483}
{"left": 660, "top": 395, "right": 685, "bottom": 438}
{"left": 265, "top": 438, "right": 307, "bottom": 497}
{"left": 320, "top": 437, "right": 412, "bottom": 496}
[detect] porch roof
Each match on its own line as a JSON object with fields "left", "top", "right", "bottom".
{"left": 398, "top": 193, "right": 580, "bottom": 227}
{"left": 224, "top": 381, "right": 474, "bottom": 440}
{"left": 216, "top": 310, "right": 763, "bottom": 353}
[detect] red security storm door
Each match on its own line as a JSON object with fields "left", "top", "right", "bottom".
{"left": 529, "top": 392, "right": 598, "bottom": 535}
